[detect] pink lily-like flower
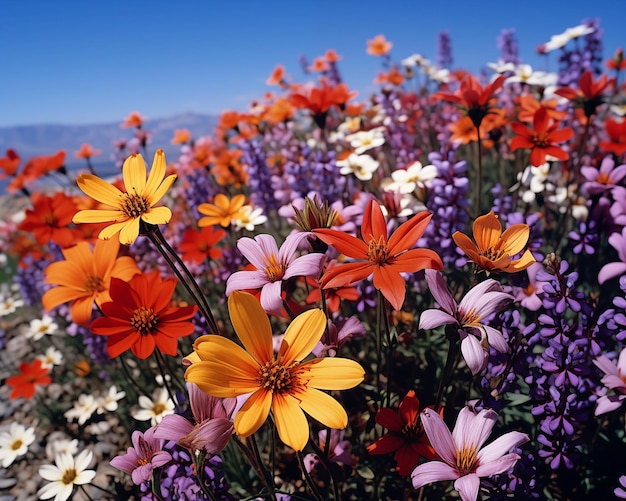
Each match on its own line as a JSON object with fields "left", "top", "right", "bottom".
{"left": 593, "top": 348, "right": 626, "bottom": 415}
{"left": 419, "top": 270, "right": 514, "bottom": 375}
{"left": 303, "top": 429, "right": 354, "bottom": 473}
{"left": 110, "top": 426, "right": 172, "bottom": 485}
{"left": 154, "top": 382, "right": 236, "bottom": 454}
{"left": 412, "top": 407, "right": 529, "bottom": 501}
{"left": 226, "top": 232, "right": 325, "bottom": 313}
{"left": 598, "top": 227, "right": 626, "bottom": 284}
{"left": 581, "top": 157, "right": 626, "bottom": 196}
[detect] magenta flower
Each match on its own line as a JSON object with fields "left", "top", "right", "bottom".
{"left": 110, "top": 426, "right": 171, "bottom": 485}
{"left": 154, "top": 382, "right": 236, "bottom": 454}
{"left": 419, "top": 270, "right": 514, "bottom": 375}
{"left": 303, "top": 429, "right": 353, "bottom": 473}
{"left": 598, "top": 227, "right": 626, "bottom": 284}
{"left": 412, "top": 407, "right": 529, "bottom": 501}
{"left": 226, "top": 232, "right": 325, "bottom": 313}
{"left": 593, "top": 348, "right": 626, "bottom": 415}
{"left": 581, "top": 157, "right": 626, "bottom": 195}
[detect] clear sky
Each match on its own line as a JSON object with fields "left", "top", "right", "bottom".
{"left": 1, "top": 0, "right": 624, "bottom": 127}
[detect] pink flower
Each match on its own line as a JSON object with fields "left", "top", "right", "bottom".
{"left": 593, "top": 348, "right": 626, "bottom": 415}
{"left": 412, "top": 407, "right": 529, "bottom": 501}
{"left": 598, "top": 227, "right": 626, "bottom": 284}
{"left": 581, "top": 157, "right": 626, "bottom": 195}
{"left": 154, "top": 383, "right": 236, "bottom": 454}
{"left": 226, "top": 232, "right": 324, "bottom": 313}
{"left": 303, "top": 429, "right": 353, "bottom": 473}
{"left": 419, "top": 270, "right": 514, "bottom": 375}
{"left": 110, "top": 427, "right": 171, "bottom": 485}
{"left": 513, "top": 262, "right": 547, "bottom": 311}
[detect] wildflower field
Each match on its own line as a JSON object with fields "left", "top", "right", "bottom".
{"left": 2, "top": 20, "right": 626, "bottom": 501}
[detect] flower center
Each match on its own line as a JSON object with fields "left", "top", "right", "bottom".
{"left": 137, "top": 457, "right": 150, "bottom": 466}
{"left": 455, "top": 444, "right": 478, "bottom": 475}
{"left": 479, "top": 246, "right": 507, "bottom": 262}
{"left": 10, "top": 439, "right": 22, "bottom": 451}
{"left": 531, "top": 132, "right": 549, "bottom": 148}
{"left": 597, "top": 172, "right": 611, "bottom": 185}
{"left": 258, "top": 360, "right": 295, "bottom": 393}
{"left": 367, "top": 236, "right": 388, "bottom": 265}
{"left": 62, "top": 468, "right": 78, "bottom": 485}
{"left": 85, "top": 275, "right": 104, "bottom": 293}
{"left": 458, "top": 307, "right": 481, "bottom": 326}
{"left": 130, "top": 307, "right": 158, "bottom": 335}
{"left": 152, "top": 402, "right": 167, "bottom": 415}
{"left": 264, "top": 253, "right": 285, "bottom": 282}
{"left": 122, "top": 193, "right": 150, "bottom": 219}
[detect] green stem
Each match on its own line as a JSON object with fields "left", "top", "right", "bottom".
{"left": 195, "top": 451, "right": 220, "bottom": 501}
{"left": 475, "top": 126, "right": 483, "bottom": 217}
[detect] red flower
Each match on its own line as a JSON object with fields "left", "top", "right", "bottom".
{"left": 510, "top": 107, "right": 574, "bottom": 166}
{"left": 17, "top": 192, "right": 78, "bottom": 248}
{"left": 554, "top": 70, "right": 615, "bottom": 118}
{"left": 6, "top": 360, "right": 52, "bottom": 400}
{"left": 314, "top": 200, "right": 442, "bottom": 311}
{"left": 600, "top": 118, "right": 626, "bottom": 156}
{"left": 90, "top": 270, "right": 198, "bottom": 359}
{"left": 433, "top": 75, "right": 505, "bottom": 128}
{"left": 366, "top": 391, "right": 438, "bottom": 477}
{"left": 289, "top": 82, "right": 357, "bottom": 128}
{"left": 178, "top": 226, "right": 225, "bottom": 265}
{"left": 304, "top": 269, "right": 360, "bottom": 315}
{"left": 606, "top": 48, "right": 626, "bottom": 71}
{"left": 0, "top": 149, "right": 20, "bottom": 179}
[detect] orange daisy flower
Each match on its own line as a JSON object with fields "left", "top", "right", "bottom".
{"left": 197, "top": 193, "right": 246, "bottom": 228}
{"left": 171, "top": 129, "right": 192, "bottom": 145}
{"left": 210, "top": 149, "right": 247, "bottom": 187}
{"left": 90, "top": 270, "right": 198, "bottom": 359}
{"left": 606, "top": 48, "right": 626, "bottom": 71}
{"left": 452, "top": 211, "right": 535, "bottom": 273}
{"left": 314, "top": 200, "right": 443, "bottom": 311}
{"left": 510, "top": 107, "right": 574, "bottom": 166}
{"left": 18, "top": 192, "right": 78, "bottom": 248}
{"left": 42, "top": 238, "right": 140, "bottom": 325}
{"left": 74, "top": 143, "right": 102, "bottom": 159}
{"left": 121, "top": 111, "right": 145, "bottom": 128}
{"left": 72, "top": 150, "right": 177, "bottom": 245}
{"left": 266, "top": 64, "right": 286, "bottom": 87}
{"left": 6, "top": 359, "right": 51, "bottom": 400}
{"left": 367, "top": 34, "right": 393, "bottom": 56}
{"left": 178, "top": 226, "right": 225, "bottom": 265}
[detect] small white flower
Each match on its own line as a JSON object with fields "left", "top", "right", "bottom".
{"left": 38, "top": 450, "right": 96, "bottom": 501}
{"left": 45, "top": 438, "right": 79, "bottom": 462}
{"left": 505, "top": 64, "right": 553, "bottom": 87}
{"left": 401, "top": 53, "right": 428, "bottom": 68}
{"left": 97, "top": 385, "right": 126, "bottom": 414}
{"left": 0, "top": 423, "right": 36, "bottom": 467}
{"left": 232, "top": 205, "right": 268, "bottom": 232}
{"left": 384, "top": 161, "right": 437, "bottom": 194}
{"left": 337, "top": 153, "right": 380, "bottom": 181}
{"left": 541, "top": 24, "right": 595, "bottom": 53}
{"left": 64, "top": 394, "right": 98, "bottom": 426}
{"left": 26, "top": 314, "right": 58, "bottom": 340}
{"left": 37, "top": 347, "right": 63, "bottom": 370}
{"left": 487, "top": 60, "right": 516, "bottom": 75}
{"left": 132, "top": 387, "right": 175, "bottom": 426}
{"left": 345, "top": 127, "right": 386, "bottom": 154}
{"left": 0, "top": 286, "right": 24, "bottom": 316}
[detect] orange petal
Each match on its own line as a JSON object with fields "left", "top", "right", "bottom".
{"left": 234, "top": 389, "right": 272, "bottom": 437}
{"left": 279, "top": 309, "right": 326, "bottom": 364}
{"left": 498, "top": 224, "right": 530, "bottom": 256}
{"left": 272, "top": 392, "right": 309, "bottom": 451}
{"left": 228, "top": 291, "right": 273, "bottom": 365}
{"left": 361, "top": 200, "right": 387, "bottom": 242}
{"left": 387, "top": 211, "right": 432, "bottom": 255}
{"left": 144, "top": 150, "right": 166, "bottom": 196}
{"left": 473, "top": 211, "right": 502, "bottom": 251}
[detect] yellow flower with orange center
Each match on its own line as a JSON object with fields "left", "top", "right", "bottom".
{"left": 452, "top": 211, "right": 536, "bottom": 273}
{"left": 72, "top": 150, "right": 176, "bottom": 245}
{"left": 197, "top": 193, "right": 246, "bottom": 228}
{"left": 185, "top": 291, "right": 365, "bottom": 451}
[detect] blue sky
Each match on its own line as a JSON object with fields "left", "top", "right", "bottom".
{"left": 1, "top": 0, "right": 624, "bottom": 127}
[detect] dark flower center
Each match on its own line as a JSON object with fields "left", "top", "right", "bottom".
{"left": 259, "top": 360, "right": 295, "bottom": 393}
{"left": 61, "top": 468, "right": 78, "bottom": 485}
{"left": 455, "top": 444, "right": 478, "bottom": 475}
{"left": 85, "top": 275, "right": 104, "bottom": 293}
{"left": 264, "top": 253, "right": 285, "bottom": 282}
{"left": 367, "top": 236, "right": 388, "bottom": 265}
{"left": 130, "top": 307, "right": 159, "bottom": 335}
{"left": 122, "top": 193, "right": 150, "bottom": 219}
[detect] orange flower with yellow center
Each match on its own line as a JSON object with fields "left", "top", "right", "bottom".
{"left": 42, "top": 238, "right": 140, "bottom": 325}
{"left": 72, "top": 150, "right": 177, "bottom": 245}
{"left": 452, "top": 211, "right": 535, "bottom": 273}
{"left": 185, "top": 291, "right": 365, "bottom": 451}
{"left": 197, "top": 193, "right": 246, "bottom": 228}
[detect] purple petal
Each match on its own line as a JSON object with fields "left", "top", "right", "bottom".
{"left": 463, "top": 291, "right": 514, "bottom": 322}
{"left": 452, "top": 407, "right": 497, "bottom": 453}
{"left": 154, "top": 414, "right": 193, "bottom": 442}
{"left": 260, "top": 280, "right": 283, "bottom": 313}
{"left": 599, "top": 262, "right": 626, "bottom": 284}
{"left": 595, "top": 395, "right": 626, "bottom": 415}
{"left": 476, "top": 452, "right": 521, "bottom": 477}
{"left": 151, "top": 450, "right": 172, "bottom": 468}
{"left": 226, "top": 270, "right": 269, "bottom": 295}
{"left": 460, "top": 334, "right": 488, "bottom": 376}
{"left": 420, "top": 408, "right": 456, "bottom": 466}
{"left": 188, "top": 418, "right": 234, "bottom": 454}
{"left": 593, "top": 355, "right": 618, "bottom": 377}
{"left": 477, "top": 431, "right": 528, "bottom": 465}
{"left": 131, "top": 464, "right": 153, "bottom": 485}
{"left": 411, "top": 461, "right": 459, "bottom": 489}
{"left": 454, "top": 473, "right": 480, "bottom": 501}
{"left": 283, "top": 253, "right": 324, "bottom": 280}
{"left": 110, "top": 453, "right": 138, "bottom": 474}
{"left": 278, "top": 232, "right": 311, "bottom": 265}
{"left": 425, "top": 269, "right": 457, "bottom": 315}
{"left": 419, "top": 310, "right": 458, "bottom": 330}
{"left": 482, "top": 325, "right": 509, "bottom": 353}
{"left": 236, "top": 237, "right": 268, "bottom": 270}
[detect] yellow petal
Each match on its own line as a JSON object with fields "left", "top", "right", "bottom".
{"left": 149, "top": 174, "right": 177, "bottom": 205}
{"left": 76, "top": 174, "right": 124, "bottom": 207}
{"left": 296, "top": 387, "right": 348, "bottom": 429}
{"left": 279, "top": 309, "right": 326, "bottom": 364}
{"left": 118, "top": 217, "right": 141, "bottom": 245}
{"left": 73, "top": 209, "right": 126, "bottom": 224}
{"left": 507, "top": 249, "right": 536, "bottom": 272}
{"left": 498, "top": 224, "right": 530, "bottom": 256}
{"left": 228, "top": 292, "right": 273, "bottom": 365}
{"left": 141, "top": 206, "right": 172, "bottom": 225}
{"left": 98, "top": 221, "right": 130, "bottom": 241}
{"left": 272, "top": 392, "right": 310, "bottom": 451}
{"left": 185, "top": 359, "right": 260, "bottom": 396}
{"left": 302, "top": 358, "right": 365, "bottom": 390}
{"left": 194, "top": 335, "right": 259, "bottom": 370}
{"left": 234, "top": 389, "right": 272, "bottom": 437}
{"left": 122, "top": 154, "right": 147, "bottom": 194}
{"left": 473, "top": 211, "right": 502, "bottom": 251}
{"left": 144, "top": 150, "right": 166, "bottom": 196}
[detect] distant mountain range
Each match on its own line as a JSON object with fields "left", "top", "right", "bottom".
{"left": 0, "top": 112, "right": 219, "bottom": 173}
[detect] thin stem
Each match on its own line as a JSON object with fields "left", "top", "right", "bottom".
{"left": 475, "top": 125, "right": 483, "bottom": 217}
{"left": 308, "top": 432, "right": 341, "bottom": 500}
{"left": 297, "top": 450, "right": 325, "bottom": 501}
{"left": 435, "top": 326, "right": 461, "bottom": 410}
{"left": 195, "top": 451, "right": 220, "bottom": 501}
{"left": 152, "top": 349, "right": 178, "bottom": 404}
{"left": 78, "top": 485, "right": 95, "bottom": 501}
{"left": 248, "top": 434, "right": 277, "bottom": 501}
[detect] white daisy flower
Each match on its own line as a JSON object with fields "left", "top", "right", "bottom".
{"left": 38, "top": 450, "right": 96, "bottom": 501}
{"left": 337, "top": 153, "right": 380, "bottom": 181}
{"left": 132, "top": 387, "right": 175, "bottom": 426}
{"left": 26, "top": 314, "right": 58, "bottom": 340}
{"left": 97, "top": 385, "right": 126, "bottom": 414}
{"left": 345, "top": 127, "right": 385, "bottom": 154}
{"left": 37, "top": 346, "right": 63, "bottom": 370}
{"left": 64, "top": 395, "right": 98, "bottom": 426}
{"left": 384, "top": 161, "right": 437, "bottom": 194}
{"left": 0, "top": 423, "right": 36, "bottom": 467}
{"left": 232, "top": 205, "right": 268, "bottom": 232}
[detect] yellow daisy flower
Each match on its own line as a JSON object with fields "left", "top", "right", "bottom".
{"left": 197, "top": 193, "right": 246, "bottom": 228}
{"left": 72, "top": 150, "right": 177, "bottom": 245}
{"left": 185, "top": 291, "right": 365, "bottom": 451}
